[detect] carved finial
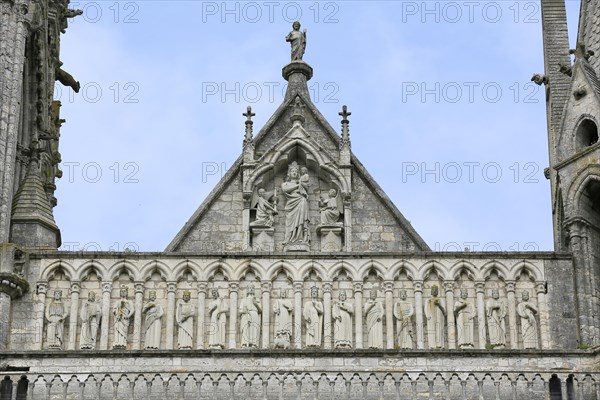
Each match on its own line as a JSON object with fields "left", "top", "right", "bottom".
{"left": 339, "top": 105, "right": 351, "bottom": 149}
{"left": 570, "top": 42, "right": 595, "bottom": 61}
{"left": 531, "top": 73, "right": 548, "bottom": 86}
{"left": 243, "top": 106, "right": 255, "bottom": 146}
{"left": 290, "top": 96, "right": 306, "bottom": 125}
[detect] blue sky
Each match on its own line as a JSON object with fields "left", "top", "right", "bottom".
{"left": 55, "top": 1, "right": 582, "bottom": 252}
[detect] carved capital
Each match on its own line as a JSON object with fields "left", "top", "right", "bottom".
{"left": 229, "top": 282, "right": 239, "bottom": 293}
{"left": 167, "top": 282, "right": 177, "bottom": 293}
{"left": 37, "top": 281, "right": 48, "bottom": 295}
{"left": 443, "top": 281, "right": 454, "bottom": 293}
{"left": 134, "top": 282, "right": 144, "bottom": 294}
{"left": 243, "top": 192, "right": 252, "bottom": 209}
{"left": 565, "top": 218, "right": 590, "bottom": 240}
{"left": 505, "top": 281, "right": 516, "bottom": 293}
{"left": 293, "top": 282, "right": 303, "bottom": 293}
{"left": 70, "top": 281, "right": 81, "bottom": 295}
{"left": 475, "top": 282, "right": 485, "bottom": 293}
{"left": 102, "top": 282, "right": 112, "bottom": 293}
{"left": 535, "top": 282, "right": 546, "bottom": 295}
{"left": 197, "top": 282, "right": 208, "bottom": 293}
{"left": 384, "top": 281, "right": 394, "bottom": 293}
{"left": 413, "top": 281, "right": 424, "bottom": 293}
{"left": 342, "top": 192, "right": 352, "bottom": 208}
{"left": 322, "top": 282, "right": 332, "bottom": 293}
{"left": 261, "top": 281, "right": 272, "bottom": 292}
{"left": 353, "top": 282, "right": 363, "bottom": 293}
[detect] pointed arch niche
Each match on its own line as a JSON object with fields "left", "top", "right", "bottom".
{"left": 244, "top": 138, "right": 351, "bottom": 252}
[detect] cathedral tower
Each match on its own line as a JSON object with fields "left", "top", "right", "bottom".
{"left": 0, "top": 0, "right": 80, "bottom": 251}
{"left": 0, "top": 0, "right": 79, "bottom": 349}
{"left": 541, "top": 0, "right": 600, "bottom": 346}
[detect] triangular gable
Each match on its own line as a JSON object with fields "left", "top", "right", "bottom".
{"left": 556, "top": 57, "right": 600, "bottom": 161}
{"left": 166, "top": 66, "right": 429, "bottom": 253}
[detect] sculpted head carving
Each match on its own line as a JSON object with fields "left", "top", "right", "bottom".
{"left": 460, "top": 288, "right": 468, "bottom": 299}
{"left": 491, "top": 289, "right": 499, "bottom": 299}
{"left": 370, "top": 290, "right": 377, "bottom": 300}
{"left": 292, "top": 20, "right": 300, "bottom": 31}
{"left": 522, "top": 291, "right": 530, "bottom": 301}
{"left": 280, "top": 289, "right": 288, "bottom": 299}
{"left": 287, "top": 161, "right": 299, "bottom": 180}
{"left": 431, "top": 285, "right": 439, "bottom": 297}
{"left": 329, "top": 188, "right": 337, "bottom": 198}
{"left": 119, "top": 285, "right": 128, "bottom": 299}
{"left": 310, "top": 286, "right": 318, "bottom": 299}
{"left": 212, "top": 288, "right": 219, "bottom": 298}
{"left": 88, "top": 291, "right": 96, "bottom": 302}
{"left": 257, "top": 188, "right": 265, "bottom": 197}
{"left": 400, "top": 290, "right": 407, "bottom": 300}
{"left": 339, "top": 290, "right": 347, "bottom": 301}
{"left": 54, "top": 290, "right": 62, "bottom": 300}
{"left": 183, "top": 291, "right": 191, "bottom": 302}
{"left": 247, "top": 286, "right": 256, "bottom": 297}
{"left": 148, "top": 290, "right": 156, "bottom": 301}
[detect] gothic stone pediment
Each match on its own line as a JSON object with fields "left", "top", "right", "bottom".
{"left": 166, "top": 64, "right": 429, "bottom": 253}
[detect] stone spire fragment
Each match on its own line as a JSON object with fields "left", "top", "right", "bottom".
{"left": 339, "top": 105, "right": 351, "bottom": 165}
{"left": 243, "top": 106, "right": 256, "bottom": 162}
{"left": 10, "top": 147, "right": 61, "bottom": 249}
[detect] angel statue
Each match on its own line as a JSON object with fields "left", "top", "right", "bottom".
{"left": 286, "top": 21, "right": 307, "bottom": 61}
{"left": 319, "top": 188, "right": 341, "bottom": 224}
{"left": 250, "top": 188, "right": 278, "bottom": 228}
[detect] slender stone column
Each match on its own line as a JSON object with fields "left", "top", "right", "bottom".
{"left": 536, "top": 282, "right": 551, "bottom": 349}
{"left": 293, "top": 282, "right": 303, "bottom": 349}
{"left": 0, "top": 1, "right": 30, "bottom": 243}
{"left": 196, "top": 282, "right": 207, "bottom": 349}
{"left": 165, "top": 282, "right": 176, "bottom": 350}
{"left": 475, "top": 282, "right": 487, "bottom": 349}
{"left": 132, "top": 282, "right": 144, "bottom": 350}
{"left": 560, "top": 378, "right": 568, "bottom": 400}
{"left": 261, "top": 282, "right": 272, "bottom": 349}
{"left": 99, "top": 282, "right": 112, "bottom": 350}
{"left": 384, "top": 281, "right": 394, "bottom": 349}
{"left": 444, "top": 282, "right": 456, "bottom": 349}
{"left": 580, "top": 223, "right": 600, "bottom": 344}
{"left": 567, "top": 221, "right": 591, "bottom": 344}
{"left": 242, "top": 196, "right": 251, "bottom": 250}
{"left": 414, "top": 281, "right": 425, "bottom": 349}
{"left": 323, "top": 283, "right": 332, "bottom": 349}
{"left": 34, "top": 282, "right": 48, "bottom": 350}
{"left": 0, "top": 290, "right": 11, "bottom": 350}
{"left": 353, "top": 282, "right": 363, "bottom": 349}
{"left": 67, "top": 282, "right": 81, "bottom": 350}
{"left": 506, "top": 281, "right": 518, "bottom": 349}
{"left": 228, "top": 282, "right": 239, "bottom": 348}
